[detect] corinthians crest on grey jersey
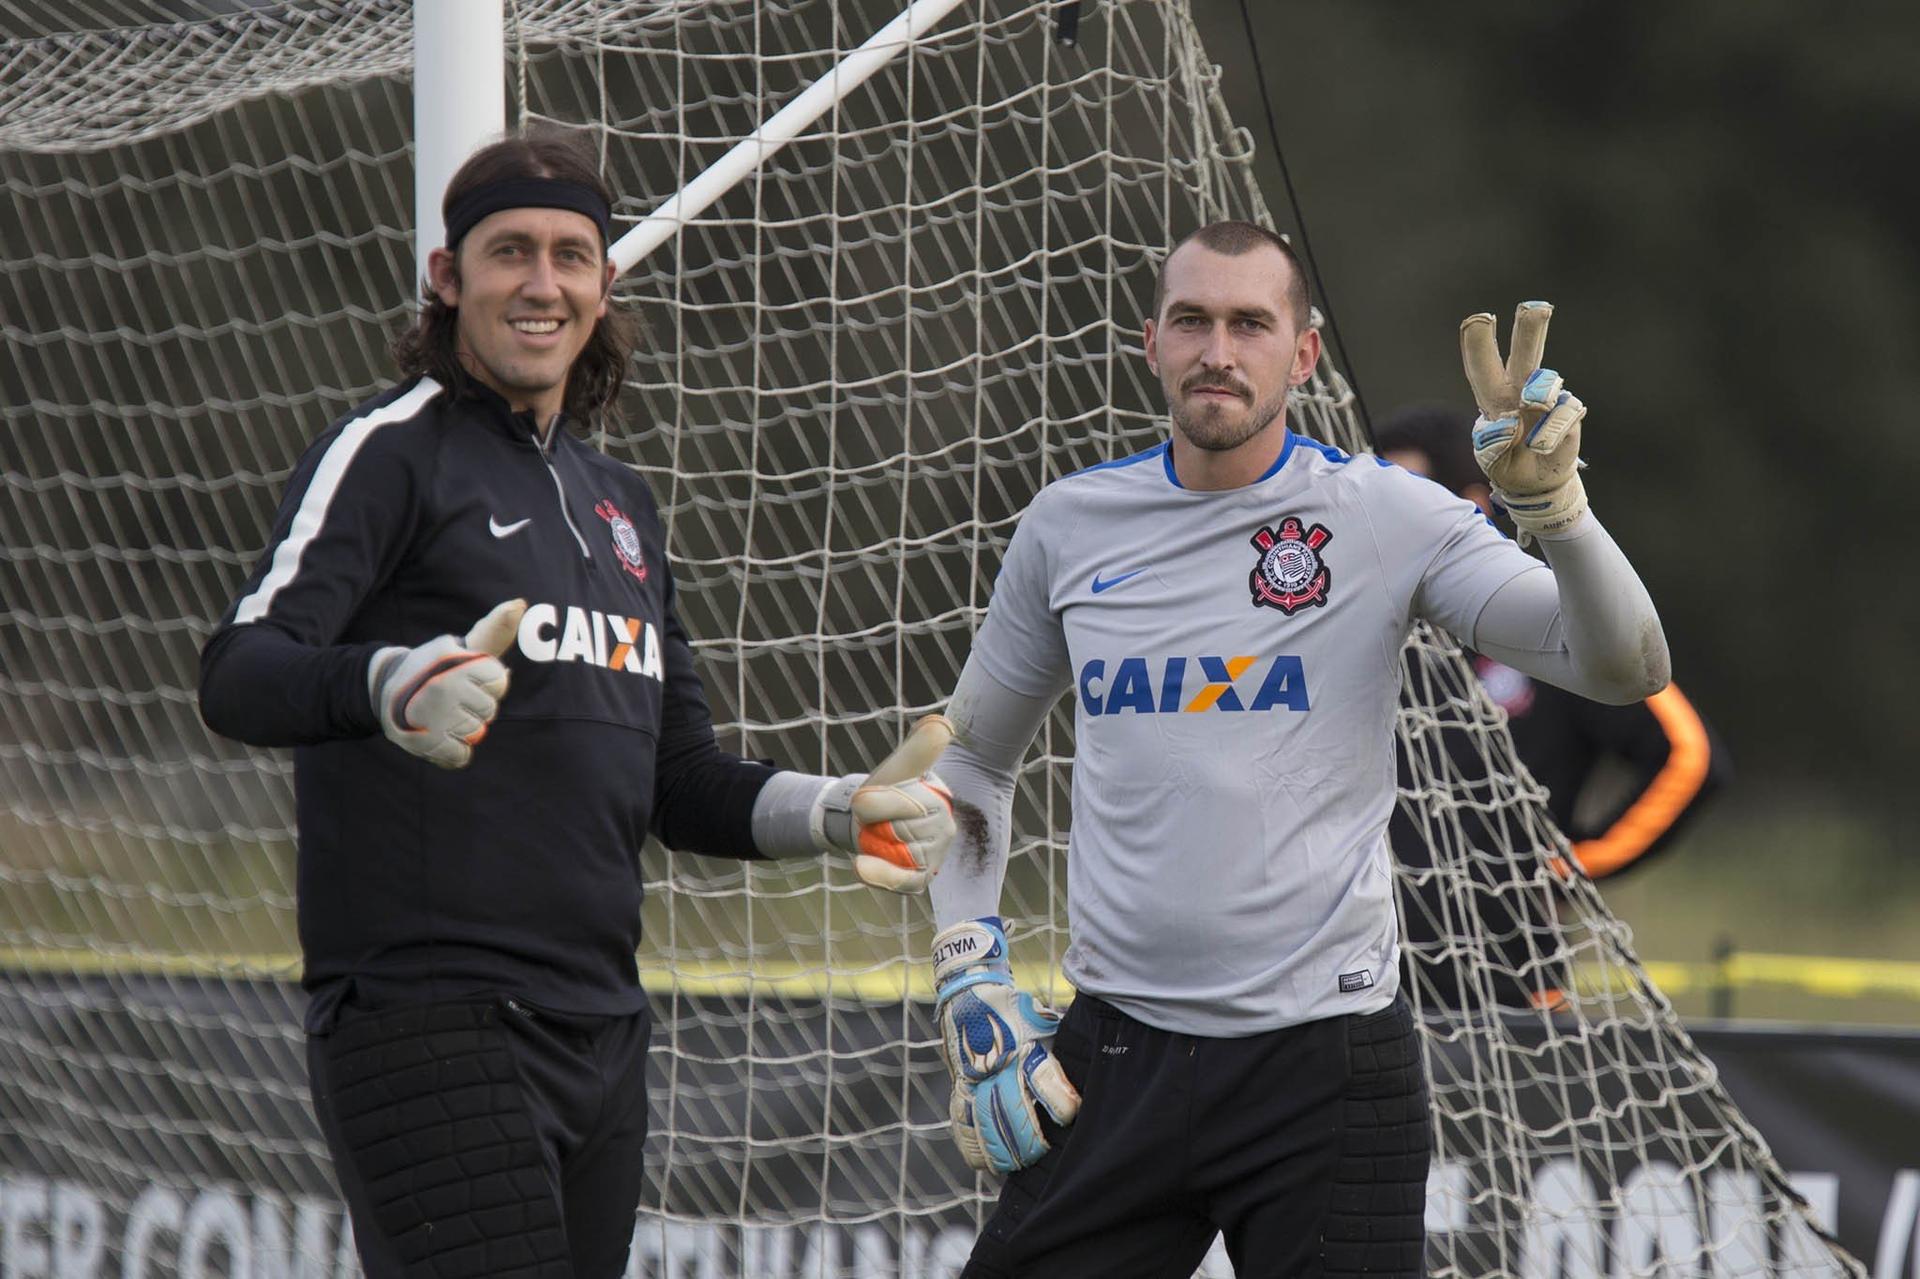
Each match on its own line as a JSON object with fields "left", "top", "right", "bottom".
{"left": 1249, "top": 516, "right": 1332, "bottom": 614}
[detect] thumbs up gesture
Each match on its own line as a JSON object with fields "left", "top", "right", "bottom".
{"left": 368, "top": 599, "right": 528, "bottom": 769}
{"left": 813, "top": 715, "right": 957, "bottom": 893}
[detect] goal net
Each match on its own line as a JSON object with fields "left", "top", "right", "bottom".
{"left": 0, "top": 1, "right": 1861, "bottom": 1275}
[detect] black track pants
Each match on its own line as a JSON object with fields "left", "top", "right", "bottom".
{"left": 961, "top": 994, "right": 1430, "bottom": 1278}
{"left": 307, "top": 995, "right": 651, "bottom": 1279}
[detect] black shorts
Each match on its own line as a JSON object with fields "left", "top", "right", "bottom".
{"left": 963, "top": 994, "right": 1430, "bottom": 1279}
{"left": 306, "top": 993, "right": 651, "bottom": 1279}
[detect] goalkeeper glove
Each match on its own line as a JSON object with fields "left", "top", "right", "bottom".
{"left": 933, "top": 917, "right": 1081, "bottom": 1174}
{"left": 813, "top": 714, "right": 956, "bottom": 893}
{"left": 367, "top": 599, "right": 526, "bottom": 769}
{"left": 1460, "top": 300, "right": 1590, "bottom": 542}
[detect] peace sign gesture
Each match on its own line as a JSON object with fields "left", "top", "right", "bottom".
{"left": 1458, "top": 300, "right": 1589, "bottom": 541}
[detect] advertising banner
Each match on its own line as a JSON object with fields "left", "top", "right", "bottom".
{"left": 2, "top": 978, "right": 1912, "bottom": 1277}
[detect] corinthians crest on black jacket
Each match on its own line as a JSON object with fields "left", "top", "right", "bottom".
{"left": 595, "top": 498, "right": 650, "bottom": 582}
{"left": 1249, "top": 515, "right": 1333, "bottom": 614}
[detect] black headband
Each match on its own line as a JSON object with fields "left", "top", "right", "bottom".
{"left": 443, "top": 177, "right": 611, "bottom": 251}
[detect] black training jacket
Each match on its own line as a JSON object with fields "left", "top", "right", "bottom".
{"left": 199, "top": 376, "right": 778, "bottom": 1027}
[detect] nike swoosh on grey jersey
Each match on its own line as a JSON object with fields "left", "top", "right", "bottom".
{"left": 1090, "top": 568, "right": 1149, "bottom": 593}
{"left": 489, "top": 516, "right": 533, "bottom": 538}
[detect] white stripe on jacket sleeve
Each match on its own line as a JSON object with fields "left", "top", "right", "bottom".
{"left": 234, "top": 378, "right": 441, "bottom": 625}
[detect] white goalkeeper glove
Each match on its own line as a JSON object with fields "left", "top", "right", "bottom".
{"left": 1460, "top": 300, "right": 1590, "bottom": 542}
{"left": 367, "top": 599, "right": 526, "bottom": 769}
{"left": 933, "top": 917, "right": 1081, "bottom": 1175}
{"left": 812, "top": 714, "right": 956, "bottom": 893}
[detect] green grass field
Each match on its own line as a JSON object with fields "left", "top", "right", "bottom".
{"left": 1597, "top": 803, "right": 1919, "bottom": 1026}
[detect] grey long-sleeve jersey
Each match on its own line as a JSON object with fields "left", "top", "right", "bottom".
{"left": 930, "top": 433, "right": 1667, "bottom": 1037}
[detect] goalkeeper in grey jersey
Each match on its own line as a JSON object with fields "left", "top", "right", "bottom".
{"left": 926, "top": 221, "right": 1670, "bottom": 1278}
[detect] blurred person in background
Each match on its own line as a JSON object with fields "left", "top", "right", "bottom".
{"left": 1377, "top": 404, "right": 1731, "bottom": 1012}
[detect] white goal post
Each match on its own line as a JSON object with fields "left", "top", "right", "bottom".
{"left": 413, "top": 0, "right": 507, "bottom": 282}
{"left": 0, "top": 3, "right": 1863, "bottom": 1277}
{"left": 606, "top": 0, "right": 970, "bottom": 276}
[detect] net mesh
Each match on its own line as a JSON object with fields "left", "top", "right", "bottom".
{"left": 0, "top": 1, "right": 1862, "bottom": 1275}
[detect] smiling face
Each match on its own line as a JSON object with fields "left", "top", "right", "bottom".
{"left": 1144, "top": 240, "right": 1320, "bottom": 459}
{"left": 427, "top": 206, "right": 614, "bottom": 424}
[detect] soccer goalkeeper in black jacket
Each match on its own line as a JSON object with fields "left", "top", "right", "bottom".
{"left": 199, "top": 126, "right": 956, "bottom": 1279}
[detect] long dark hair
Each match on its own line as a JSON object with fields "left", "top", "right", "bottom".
{"left": 392, "top": 125, "right": 637, "bottom": 423}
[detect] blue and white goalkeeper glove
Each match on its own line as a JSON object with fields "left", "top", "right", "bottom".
{"left": 1461, "top": 300, "right": 1590, "bottom": 542}
{"left": 933, "top": 917, "right": 1080, "bottom": 1174}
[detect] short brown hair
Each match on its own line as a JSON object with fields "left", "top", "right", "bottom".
{"left": 1152, "top": 220, "right": 1310, "bottom": 332}
{"left": 392, "top": 125, "right": 636, "bottom": 422}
